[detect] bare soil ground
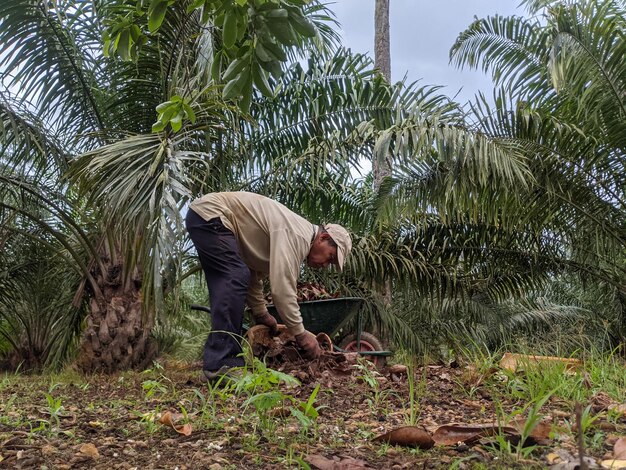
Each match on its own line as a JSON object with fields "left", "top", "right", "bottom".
{"left": 1, "top": 350, "right": 625, "bottom": 469}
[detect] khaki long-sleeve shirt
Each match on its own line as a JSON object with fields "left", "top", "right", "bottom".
{"left": 189, "top": 192, "right": 315, "bottom": 335}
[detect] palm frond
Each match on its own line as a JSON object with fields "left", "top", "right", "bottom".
{"left": 0, "top": 0, "right": 107, "bottom": 141}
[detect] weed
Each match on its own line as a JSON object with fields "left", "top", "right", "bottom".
{"left": 278, "top": 445, "right": 311, "bottom": 469}
{"left": 44, "top": 392, "right": 64, "bottom": 430}
{"left": 354, "top": 358, "right": 392, "bottom": 411}
{"left": 375, "top": 442, "right": 391, "bottom": 456}
{"left": 490, "top": 387, "right": 556, "bottom": 460}
{"left": 501, "top": 358, "right": 585, "bottom": 404}
{"left": 405, "top": 360, "right": 427, "bottom": 426}
{"left": 564, "top": 403, "right": 602, "bottom": 450}
{"left": 231, "top": 358, "right": 319, "bottom": 435}
{"left": 135, "top": 408, "right": 161, "bottom": 435}
{"left": 290, "top": 383, "right": 325, "bottom": 436}
{"left": 587, "top": 348, "right": 626, "bottom": 401}
{"left": 0, "top": 393, "right": 21, "bottom": 426}
{"left": 141, "top": 363, "right": 175, "bottom": 399}
{"left": 2, "top": 392, "right": 17, "bottom": 411}
{"left": 142, "top": 379, "right": 168, "bottom": 399}
{"left": 0, "top": 372, "right": 13, "bottom": 391}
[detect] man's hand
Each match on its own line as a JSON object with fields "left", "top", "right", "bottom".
{"left": 254, "top": 311, "right": 279, "bottom": 336}
{"left": 295, "top": 331, "right": 322, "bottom": 359}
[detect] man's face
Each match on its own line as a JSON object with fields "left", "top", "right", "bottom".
{"left": 306, "top": 235, "right": 338, "bottom": 269}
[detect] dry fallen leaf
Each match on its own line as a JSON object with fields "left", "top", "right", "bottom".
{"left": 508, "top": 416, "right": 553, "bottom": 442}
{"left": 614, "top": 437, "right": 626, "bottom": 459}
{"left": 608, "top": 403, "right": 626, "bottom": 416}
{"left": 159, "top": 411, "right": 192, "bottom": 436}
{"left": 372, "top": 426, "right": 435, "bottom": 449}
{"left": 546, "top": 452, "right": 563, "bottom": 465}
{"left": 388, "top": 364, "right": 408, "bottom": 375}
{"left": 316, "top": 332, "right": 333, "bottom": 351}
{"left": 601, "top": 459, "right": 626, "bottom": 469}
{"left": 246, "top": 325, "right": 293, "bottom": 355}
{"left": 307, "top": 454, "right": 373, "bottom": 470}
{"left": 432, "top": 423, "right": 518, "bottom": 446}
{"left": 499, "top": 352, "right": 582, "bottom": 372}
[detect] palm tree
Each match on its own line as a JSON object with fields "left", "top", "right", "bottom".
{"left": 0, "top": 0, "right": 538, "bottom": 370}
{"left": 0, "top": 0, "right": 338, "bottom": 371}
{"left": 450, "top": 0, "right": 626, "bottom": 346}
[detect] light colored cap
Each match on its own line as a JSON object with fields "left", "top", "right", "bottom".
{"left": 324, "top": 224, "right": 352, "bottom": 272}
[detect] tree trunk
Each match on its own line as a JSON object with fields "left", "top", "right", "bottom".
{"left": 374, "top": 0, "right": 391, "bottom": 82}
{"left": 373, "top": 0, "right": 392, "bottom": 190}
{"left": 75, "top": 258, "right": 158, "bottom": 372}
{"left": 374, "top": 0, "right": 393, "bottom": 305}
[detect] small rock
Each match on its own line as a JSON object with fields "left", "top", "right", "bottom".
{"left": 78, "top": 443, "right": 99, "bottom": 460}
{"left": 41, "top": 445, "right": 57, "bottom": 456}
{"left": 122, "top": 447, "right": 137, "bottom": 457}
{"left": 190, "top": 439, "right": 204, "bottom": 448}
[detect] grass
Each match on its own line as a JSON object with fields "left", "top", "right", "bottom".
{"left": 0, "top": 345, "right": 625, "bottom": 468}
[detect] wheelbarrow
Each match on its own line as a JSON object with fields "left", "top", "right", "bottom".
{"left": 266, "top": 297, "right": 391, "bottom": 366}
{"left": 191, "top": 297, "right": 391, "bottom": 366}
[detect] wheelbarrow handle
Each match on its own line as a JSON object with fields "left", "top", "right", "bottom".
{"left": 190, "top": 304, "right": 211, "bottom": 314}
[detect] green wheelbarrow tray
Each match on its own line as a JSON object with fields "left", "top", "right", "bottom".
{"left": 266, "top": 297, "right": 363, "bottom": 337}
{"left": 266, "top": 297, "right": 392, "bottom": 362}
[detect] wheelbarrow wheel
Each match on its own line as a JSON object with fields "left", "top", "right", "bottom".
{"left": 338, "top": 332, "right": 386, "bottom": 367}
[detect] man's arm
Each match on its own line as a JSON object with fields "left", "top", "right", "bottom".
{"left": 246, "top": 270, "right": 279, "bottom": 334}
{"left": 268, "top": 229, "right": 307, "bottom": 336}
{"left": 245, "top": 270, "right": 267, "bottom": 315}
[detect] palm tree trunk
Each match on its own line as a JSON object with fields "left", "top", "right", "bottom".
{"left": 75, "top": 254, "right": 157, "bottom": 372}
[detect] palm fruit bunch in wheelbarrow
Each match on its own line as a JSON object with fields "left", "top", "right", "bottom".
{"left": 251, "top": 282, "right": 389, "bottom": 367}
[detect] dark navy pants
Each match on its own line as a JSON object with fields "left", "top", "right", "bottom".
{"left": 185, "top": 209, "right": 250, "bottom": 371}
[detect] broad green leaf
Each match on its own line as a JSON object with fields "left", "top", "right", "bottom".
{"left": 211, "top": 51, "right": 223, "bottom": 81}
{"left": 259, "top": 58, "right": 282, "bottom": 79}
{"left": 238, "top": 71, "right": 253, "bottom": 113}
{"left": 223, "top": 72, "right": 247, "bottom": 99}
{"left": 156, "top": 101, "right": 174, "bottom": 113}
{"left": 170, "top": 112, "right": 183, "bottom": 132}
{"left": 151, "top": 120, "right": 166, "bottom": 132}
{"left": 266, "top": 8, "right": 288, "bottom": 18}
{"left": 223, "top": 57, "right": 248, "bottom": 82}
{"left": 129, "top": 24, "right": 142, "bottom": 41}
{"left": 148, "top": 0, "right": 169, "bottom": 33}
{"left": 117, "top": 30, "right": 131, "bottom": 61}
{"left": 289, "top": 13, "right": 316, "bottom": 37}
{"left": 267, "top": 18, "right": 297, "bottom": 45}
{"left": 223, "top": 10, "right": 237, "bottom": 48}
{"left": 186, "top": 0, "right": 205, "bottom": 13}
{"left": 254, "top": 41, "right": 274, "bottom": 62}
{"left": 182, "top": 103, "right": 196, "bottom": 123}
{"left": 258, "top": 39, "right": 286, "bottom": 61}
{"left": 252, "top": 62, "right": 273, "bottom": 96}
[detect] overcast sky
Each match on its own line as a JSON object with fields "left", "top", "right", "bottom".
{"left": 328, "top": 0, "right": 525, "bottom": 106}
